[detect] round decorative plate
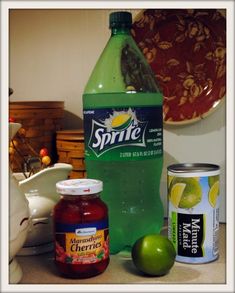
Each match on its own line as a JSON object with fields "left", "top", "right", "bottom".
{"left": 132, "top": 9, "right": 226, "bottom": 125}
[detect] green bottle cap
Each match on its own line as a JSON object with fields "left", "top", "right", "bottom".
{"left": 109, "top": 11, "right": 132, "bottom": 29}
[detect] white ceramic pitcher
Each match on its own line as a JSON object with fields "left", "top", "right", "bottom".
{"left": 14, "top": 163, "right": 72, "bottom": 255}
{"left": 9, "top": 123, "right": 30, "bottom": 284}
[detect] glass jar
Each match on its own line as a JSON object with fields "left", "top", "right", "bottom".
{"left": 53, "top": 179, "right": 109, "bottom": 278}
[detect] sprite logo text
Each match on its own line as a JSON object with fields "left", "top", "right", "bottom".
{"left": 88, "top": 109, "right": 147, "bottom": 157}
{"left": 84, "top": 105, "right": 163, "bottom": 161}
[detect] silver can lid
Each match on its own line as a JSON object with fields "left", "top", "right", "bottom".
{"left": 56, "top": 179, "right": 103, "bottom": 195}
{"left": 167, "top": 163, "right": 220, "bottom": 177}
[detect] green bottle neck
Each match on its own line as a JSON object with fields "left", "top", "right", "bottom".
{"left": 111, "top": 27, "right": 131, "bottom": 36}
{"left": 84, "top": 24, "right": 161, "bottom": 94}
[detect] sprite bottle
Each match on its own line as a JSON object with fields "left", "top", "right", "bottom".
{"left": 83, "top": 11, "right": 164, "bottom": 254}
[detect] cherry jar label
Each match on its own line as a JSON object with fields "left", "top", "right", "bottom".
{"left": 83, "top": 106, "right": 163, "bottom": 161}
{"left": 55, "top": 219, "right": 109, "bottom": 264}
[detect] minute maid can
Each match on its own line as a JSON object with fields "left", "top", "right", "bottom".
{"left": 167, "top": 163, "right": 220, "bottom": 264}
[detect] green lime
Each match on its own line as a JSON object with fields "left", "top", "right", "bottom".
{"left": 169, "top": 177, "right": 202, "bottom": 209}
{"left": 208, "top": 181, "right": 219, "bottom": 208}
{"left": 131, "top": 234, "right": 176, "bottom": 276}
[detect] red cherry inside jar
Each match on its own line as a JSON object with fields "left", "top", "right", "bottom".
{"left": 53, "top": 179, "right": 109, "bottom": 278}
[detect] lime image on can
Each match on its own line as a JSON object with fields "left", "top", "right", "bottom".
{"left": 167, "top": 163, "right": 220, "bottom": 264}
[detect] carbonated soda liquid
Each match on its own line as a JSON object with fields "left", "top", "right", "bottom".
{"left": 83, "top": 11, "right": 164, "bottom": 254}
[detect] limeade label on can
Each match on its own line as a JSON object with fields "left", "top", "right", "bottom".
{"left": 168, "top": 164, "right": 220, "bottom": 264}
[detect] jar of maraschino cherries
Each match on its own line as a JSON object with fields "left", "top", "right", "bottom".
{"left": 53, "top": 179, "right": 109, "bottom": 278}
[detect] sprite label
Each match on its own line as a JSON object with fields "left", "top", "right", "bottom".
{"left": 83, "top": 101, "right": 163, "bottom": 161}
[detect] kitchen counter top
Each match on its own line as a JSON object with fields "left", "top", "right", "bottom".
{"left": 17, "top": 223, "right": 226, "bottom": 285}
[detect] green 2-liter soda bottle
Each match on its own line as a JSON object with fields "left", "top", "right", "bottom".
{"left": 83, "top": 11, "right": 164, "bottom": 254}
